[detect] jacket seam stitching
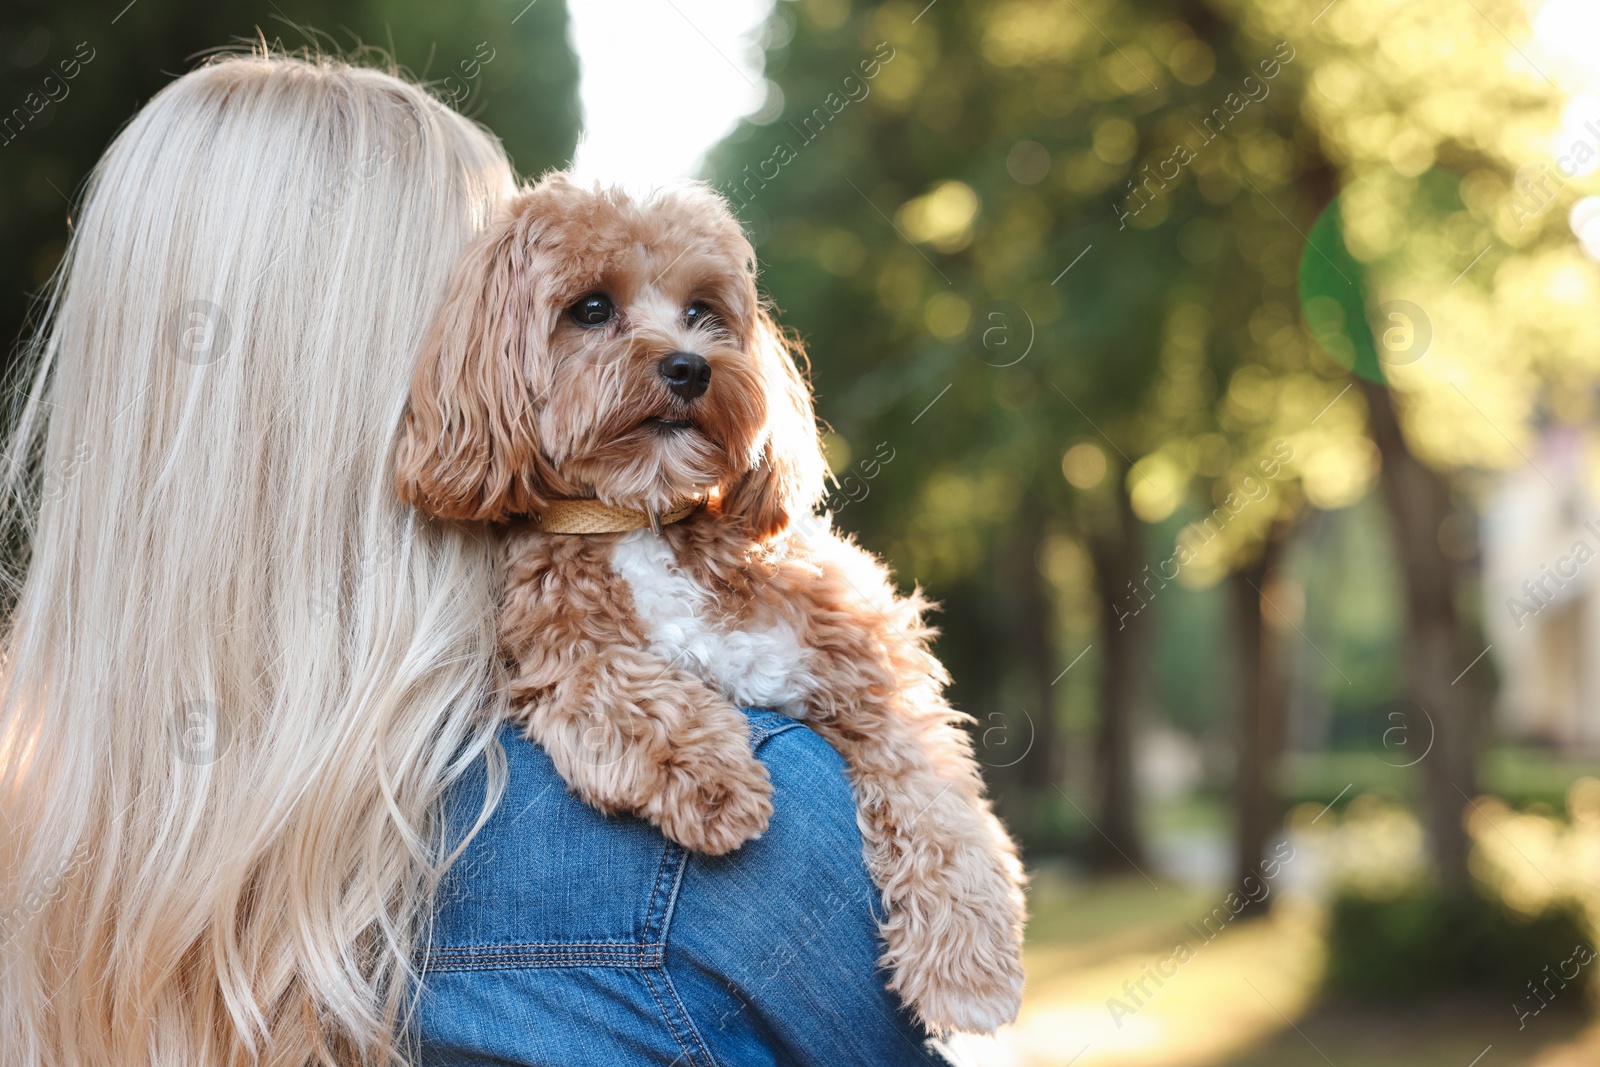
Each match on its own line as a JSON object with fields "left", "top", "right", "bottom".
{"left": 655, "top": 837, "right": 688, "bottom": 951}
{"left": 427, "top": 959, "right": 662, "bottom": 972}
{"left": 656, "top": 964, "right": 721, "bottom": 1067}
{"left": 747, "top": 715, "right": 801, "bottom": 746}
{"left": 642, "top": 967, "right": 716, "bottom": 1067}
{"left": 643, "top": 839, "right": 679, "bottom": 942}
{"left": 654, "top": 795, "right": 713, "bottom": 1064}
{"left": 422, "top": 947, "right": 665, "bottom": 972}
{"left": 432, "top": 941, "right": 662, "bottom": 952}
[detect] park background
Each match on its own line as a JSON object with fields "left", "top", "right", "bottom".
{"left": 8, "top": 0, "right": 1600, "bottom": 1063}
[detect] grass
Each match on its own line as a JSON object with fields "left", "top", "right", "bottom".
{"left": 955, "top": 872, "right": 1599, "bottom": 1067}
{"left": 1020, "top": 869, "right": 1214, "bottom": 947}
{"left": 1221, "top": 999, "right": 1590, "bottom": 1067}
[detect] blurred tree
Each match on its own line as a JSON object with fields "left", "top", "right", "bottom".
{"left": 706, "top": 0, "right": 1361, "bottom": 880}
{"left": 1234, "top": 0, "right": 1579, "bottom": 894}
{"left": 707, "top": 0, "right": 1175, "bottom": 859}
{"left": 1083, "top": 459, "right": 1151, "bottom": 868}
{"left": 0, "top": 0, "right": 581, "bottom": 366}
{"left": 1300, "top": 198, "right": 1486, "bottom": 895}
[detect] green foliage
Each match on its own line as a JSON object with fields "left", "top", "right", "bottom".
{"left": 707, "top": 0, "right": 1347, "bottom": 821}
{"left": 1324, "top": 885, "right": 1594, "bottom": 1002}
{"left": 0, "top": 0, "right": 580, "bottom": 363}
{"left": 1299, "top": 198, "right": 1384, "bottom": 384}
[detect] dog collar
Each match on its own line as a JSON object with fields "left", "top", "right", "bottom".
{"left": 527, "top": 497, "right": 703, "bottom": 536}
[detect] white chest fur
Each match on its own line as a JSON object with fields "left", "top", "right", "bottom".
{"left": 609, "top": 530, "right": 813, "bottom": 717}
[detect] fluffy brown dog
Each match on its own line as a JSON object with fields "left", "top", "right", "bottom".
{"left": 395, "top": 174, "right": 1026, "bottom": 1033}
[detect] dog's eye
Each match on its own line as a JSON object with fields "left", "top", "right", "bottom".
{"left": 570, "top": 294, "right": 614, "bottom": 327}
{"left": 684, "top": 301, "right": 717, "bottom": 329}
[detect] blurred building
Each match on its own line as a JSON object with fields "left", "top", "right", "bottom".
{"left": 1482, "top": 427, "right": 1600, "bottom": 750}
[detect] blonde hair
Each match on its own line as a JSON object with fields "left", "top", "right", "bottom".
{"left": 0, "top": 53, "right": 515, "bottom": 1065}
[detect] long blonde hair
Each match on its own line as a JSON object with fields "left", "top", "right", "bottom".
{"left": 0, "top": 53, "right": 514, "bottom": 1066}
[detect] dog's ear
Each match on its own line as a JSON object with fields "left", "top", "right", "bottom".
{"left": 395, "top": 197, "right": 559, "bottom": 522}
{"left": 721, "top": 309, "right": 827, "bottom": 540}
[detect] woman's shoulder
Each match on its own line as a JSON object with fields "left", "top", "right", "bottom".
{"left": 419, "top": 709, "right": 954, "bottom": 1066}
{"left": 427, "top": 710, "right": 853, "bottom": 945}
{"left": 663, "top": 715, "right": 954, "bottom": 1064}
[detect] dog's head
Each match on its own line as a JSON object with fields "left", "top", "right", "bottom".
{"left": 395, "top": 174, "right": 825, "bottom": 540}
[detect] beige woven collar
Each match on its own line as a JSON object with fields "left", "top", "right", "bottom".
{"left": 526, "top": 497, "right": 702, "bottom": 535}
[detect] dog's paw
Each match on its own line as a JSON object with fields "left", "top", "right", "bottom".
{"left": 885, "top": 903, "right": 1025, "bottom": 1035}
{"left": 644, "top": 743, "right": 773, "bottom": 855}
{"left": 878, "top": 831, "right": 1027, "bottom": 1035}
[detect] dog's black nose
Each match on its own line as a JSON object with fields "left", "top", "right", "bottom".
{"left": 658, "top": 351, "right": 711, "bottom": 400}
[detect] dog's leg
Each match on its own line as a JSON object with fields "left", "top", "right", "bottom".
{"left": 499, "top": 535, "right": 772, "bottom": 855}
{"left": 806, "top": 683, "right": 1027, "bottom": 1034}
{"left": 789, "top": 540, "right": 1027, "bottom": 1035}
{"left": 517, "top": 650, "right": 773, "bottom": 855}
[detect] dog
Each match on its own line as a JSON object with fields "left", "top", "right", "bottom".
{"left": 394, "top": 174, "right": 1026, "bottom": 1034}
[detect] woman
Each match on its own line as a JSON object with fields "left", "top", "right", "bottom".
{"left": 0, "top": 54, "right": 957, "bottom": 1066}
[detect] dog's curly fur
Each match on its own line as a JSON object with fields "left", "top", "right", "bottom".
{"left": 394, "top": 173, "right": 1027, "bottom": 1034}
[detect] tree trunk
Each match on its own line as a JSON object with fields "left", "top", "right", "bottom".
{"left": 1359, "top": 378, "right": 1477, "bottom": 895}
{"left": 1230, "top": 525, "right": 1291, "bottom": 913}
{"left": 1085, "top": 468, "right": 1147, "bottom": 871}
{"left": 983, "top": 492, "right": 1064, "bottom": 845}
{"left": 1006, "top": 493, "right": 1061, "bottom": 794}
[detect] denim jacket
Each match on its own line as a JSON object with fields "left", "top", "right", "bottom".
{"left": 414, "top": 708, "right": 958, "bottom": 1066}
